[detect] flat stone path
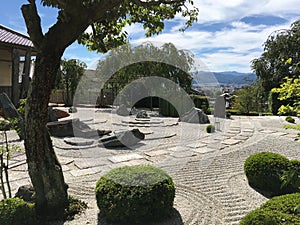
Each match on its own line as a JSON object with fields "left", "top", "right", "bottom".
{"left": 4, "top": 113, "right": 300, "bottom": 224}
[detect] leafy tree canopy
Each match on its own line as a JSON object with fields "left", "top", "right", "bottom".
{"left": 55, "top": 59, "right": 87, "bottom": 106}
{"left": 96, "top": 42, "right": 194, "bottom": 92}
{"left": 39, "top": 0, "right": 198, "bottom": 53}
{"left": 251, "top": 20, "right": 300, "bottom": 95}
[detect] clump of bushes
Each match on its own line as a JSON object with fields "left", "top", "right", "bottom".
{"left": 0, "top": 198, "right": 37, "bottom": 225}
{"left": 240, "top": 193, "right": 300, "bottom": 225}
{"left": 286, "top": 116, "right": 295, "bottom": 123}
{"left": 244, "top": 152, "right": 299, "bottom": 197}
{"left": 206, "top": 124, "right": 215, "bottom": 133}
{"left": 95, "top": 165, "right": 175, "bottom": 224}
{"left": 64, "top": 196, "right": 88, "bottom": 220}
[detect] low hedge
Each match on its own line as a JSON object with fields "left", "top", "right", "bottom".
{"left": 244, "top": 152, "right": 295, "bottom": 197}
{"left": 95, "top": 165, "right": 175, "bottom": 224}
{"left": 286, "top": 116, "right": 295, "bottom": 123}
{"left": 206, "top": 124, "right": 215, "bottom": 133}
{"left": 240, "top": 193, "right": 300, "bottom": 224}
{"left": 0, "top": 198, "right": 37, "bottom": 225}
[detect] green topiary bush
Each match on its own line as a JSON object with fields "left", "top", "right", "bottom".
{"left": 206, "top": 124, "right": 215, "bottom": 133}
{"left": 0, "top": 198, "right": 37, "bottom": 225}
{"left": 244, "top": 152, "right": 292, "bottom": 197}
{"left": 95, "top": 165, "right": 175, "bottom": 224}
{"left": 240, "top": 193, "right": 300, "bottom": 225}
{"left": 286, "top": 116, "right": 295, "bottom": 123}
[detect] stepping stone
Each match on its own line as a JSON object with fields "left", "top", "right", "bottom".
{"left": 274, "top": 132, "right": 287, "bottom": 136}
{"left": 229, "top": 127, "right": 241, "bottom": 131}
{"left": 221, "top": 139, "right": 241, "bottom": 145}
{"left": 74, "top": 159, "right": 107, "bottom": 169}
{"left": 187, "top": 143, "right": 207, "bottom": 148}
{"left": 171, "top": 150, "right": 197, "bottom": 158}
{"left": 168, "top": 146, "right": 189, "bottom": 152}
{"left": 200, "top": 139, "right": 219, "bottom": 144}
{"left": 70, "top": 167, "right": 102, "bottom": 177}
{"left": 145, "top": 150, "right": 170, "bottom": 157}
{"left": 241, "top": 129, "right": 254, "bottom": 133}
{"left": 64, "top": 137, "right": 95, "bottom": 146}
{"left": 223, "top": 133, "right": 236, "bottom": 137}
{"left": 8, "top": 160, "right": 27, "bottom": 169}
{"left": 227, "top": 130, "right": 240, "bottom": 134}
{"left": 12, "top": 154, "right": 26, "bottom": 161}
{"left": 233, "top": 135, "right": 249, "bottom": 140}
{"left": 192, "top": 147, "right": 215, "bottom": 154}
{"left": 108, "top": 153, "right": 144, "bottom": 163}
{"left": 260, "top": 130, "right": 276, "bottom": 134}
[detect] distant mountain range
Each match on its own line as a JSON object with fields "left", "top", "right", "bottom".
{"left": 192, "top": 71, "right": 256, "bottom": 87}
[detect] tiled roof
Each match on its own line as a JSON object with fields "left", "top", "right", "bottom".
{"left": 0, "top": 24, "right": 34, "bottom": 48}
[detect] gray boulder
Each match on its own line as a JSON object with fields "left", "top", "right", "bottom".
{"left": 15, "top": 185, "right": 35, "bottom": 203}
{"left": 99, "top": 129, "right": 145, "bottom": 147}
{"left": 136, "top": 110, "right": 149, "bottom": 119}
{"left": 47, "top": 118, "right": 111, "bottom": 138}
{"left": 116, "top": 104, "right": 130, "bottom": 116}
{"left": 180, "top": 107, "right": 210, "bottom": 124}
{"left": 0, "top": 93, "right": 24, "bottom": 139}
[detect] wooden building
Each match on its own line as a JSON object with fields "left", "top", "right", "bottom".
{"left": 0, "top": 24, "right": 36, "bottom": 105}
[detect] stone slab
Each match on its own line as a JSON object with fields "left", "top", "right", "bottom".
{"left": 274, "top": 132, "right": 288, "bottom": 136}
{"left": 242, "top": 129, "right": 254, "bottom": 133}
{"left": 240, "top": 132, "right": 253, "bottom": 137}
{"left": 187, "top": 142, "right": 207, "bottom": 148}
{"left": 70, "top": 167, "right": 102, "bottom": 177}
{"left": 108, "top": 153, "right": 144, "bottom": 163}
{"left": 200, "top": 139, "right": 219, "bottom": 144}
{"left": 227, "top": 130, "right": 241, "bottom": 134}
{"left": 145, "top": 150, "right": 170, "bottom": 157}
{"left": 233, "top": 135, "right": 249, "bottom": 140}
{"left": 171, "top": 150, "right": 198, "bottom": 158}
{"left": 260, "top": 130, "right": 276, "bottom": 134}
{"left": 168, "top": 146, "right": 190, "bottom": 152}
{"left": 221, "top": 139, "right": 241, "bottom": 145}
{"left": 223, "top": 133, "right": 236, "bottom": 138}
{"left": 192, "top": 147, "right": 215, "bottom": 154}
{"left": 64, "top": 137, "right": 95, "bottom": 146}
{"left": 74, "top": 160, "right": 107, "bottom": 169}
{"left": 12, "top": 154, "right": 26, "bottom": 161}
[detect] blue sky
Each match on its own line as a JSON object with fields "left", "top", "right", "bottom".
{"left": 1, "top": 0, "right": 300, "bottom": 73}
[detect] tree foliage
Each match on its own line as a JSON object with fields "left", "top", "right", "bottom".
{"left": 97, "top": 42, "right": 194, "bottom": 94}
{"left": 41, "top": 0, "right": 199, "bottom": 53}
{"left": 233, "top": 84, "right": 262, "bottom": 114}
{"left": 251, "top": 20, "right": 300, "bottom": 98}
{"left": 272, "top": 75, "right": 300, "bottom": 115}
{"left": 56, "top": 59, "right": 87, "bottom": 106}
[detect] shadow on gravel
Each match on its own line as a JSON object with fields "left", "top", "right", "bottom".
{"left": 97, "top": 208, "right": 184, "bottom": 225}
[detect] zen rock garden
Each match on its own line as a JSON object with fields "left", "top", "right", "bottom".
{"left": 1, "top": 102, "right": 300, "bottom": 224}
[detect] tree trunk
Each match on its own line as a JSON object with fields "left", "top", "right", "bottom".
{"left": 24, "top": 53, "right": 68, "bottom": 220}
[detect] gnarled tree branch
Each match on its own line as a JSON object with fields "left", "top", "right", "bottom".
{"left": 21, "top": 0, "right": 44, "bottom": 50}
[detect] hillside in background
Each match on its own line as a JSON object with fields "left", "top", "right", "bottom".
{"left": 192, "top": 71, "right": 256, "bottom": 87}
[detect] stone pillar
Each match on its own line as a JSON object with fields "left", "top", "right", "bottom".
{"left": 20, "top": 49, "right": 31, "bottom": 99}
{"left": 11, "top": 48, "right": 20, "bottom": 106}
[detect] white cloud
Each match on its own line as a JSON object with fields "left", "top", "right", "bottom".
{"left": 74, "top": 19, "right": 297, "bottom": 73}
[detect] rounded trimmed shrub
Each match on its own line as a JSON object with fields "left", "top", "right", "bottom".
{"left": 206, "top": 124, "right": 215, "bottom": 133}
{"left": 95, "top": 165, "right": 175, "bottom": 224}
{"left": 286, "top": 116, "right": 295, "bottom": 123}
{"left": 0, "top": 198, "right": 37, "bottom": 225}
{"left": 240, "top": 193, "right": 300, "bottom": 225}
{"left": 244, "top": 152, "right": 291, "bottom": 196}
